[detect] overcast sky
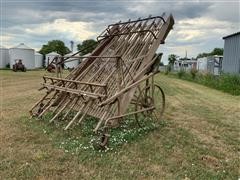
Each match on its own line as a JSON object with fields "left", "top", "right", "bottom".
{"left": 1, "top": 0, "right": 239, "bottom": 64}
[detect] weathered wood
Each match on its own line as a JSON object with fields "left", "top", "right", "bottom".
{"left": 31, "top": 14, "right": 174, "bottom": 145}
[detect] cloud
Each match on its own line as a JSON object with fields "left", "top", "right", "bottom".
{"left": 25, "top": 19, "right": 96, "bottom": 40}
{"left": 2, "top": 0, "right": 239, "bottom": 59}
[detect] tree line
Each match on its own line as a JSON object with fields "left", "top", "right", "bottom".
{"left": 39, "top": 39, "right": 98, "bottom": 56}
{"left": 38, "top": 39, "right": 223, "bottom": 67}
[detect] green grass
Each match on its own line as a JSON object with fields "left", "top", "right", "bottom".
{"left": 171, "top": 71, "right": 240, "bottom": 95}
{"left": 1, "top": 70, "right": 239, "bottom": 179}
{"left": 26, "top": 113, "right": 163, "bottom": 153}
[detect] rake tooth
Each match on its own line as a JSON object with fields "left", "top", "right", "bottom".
{"left": 64, "top": 103, "right": 86, "bottom": 130}
{"left": 52, "top": 94, "right": 68, "bottom": 114}
{"left": 93, "top": 111, "right": 108, "bottom": 132}
{"left": 49, "top": 98, "right": 72, "bottom": 123}
{"left": 62, "top": 97, "right": 79, "bottom": 120}
{"left": 38, "top": 92, "right": 58, "bottom": 118}
{"left": 77, "top": 101, "right": 93, "bottom": 124}
{"left": 29, "top": 92, "right": 51, "bottom": 116}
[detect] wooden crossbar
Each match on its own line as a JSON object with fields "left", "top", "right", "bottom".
{"left": 42, "top": 83, "right": 106, "bottom": 99}
{"left": 43, "top": 76, "right": 107, "bottom": 87}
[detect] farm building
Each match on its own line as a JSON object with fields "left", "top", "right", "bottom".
{"left": 222, "top": 32, "right": 240, "bottom": 74}
{"left": 35, "top": 52, "right": 43, "bottom": 68}
{"left": 45, "top": 52, "right": 60, "bottom": 67}
{"left": 64, "top": 52, "right": 79, "bottom": 69}
{"left": 82, "top": 53, "right": 91, "bottom": 61}
{"left": 173, "top": 59, "right": 197, "bottom": 71}
{"left": 9, "top": 43, "right": 35, "bottom": 69}
{"left": 197, "top": 56, "right": 223, "bottom": 75}
{"left": 0, "top": 45, "right": 9, "bottom": 68}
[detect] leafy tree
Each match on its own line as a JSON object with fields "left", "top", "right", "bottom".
{"left": 197, "top": 52, "right": 209, "bottom": 58}
{"left": 210, "top": 48, "right": 223, "bottom": 56}
{"left": 159, "top": 62, "right": 164, "bottom": 66}
{"left": 77, "top": 39, "right": 98, "bottom": 55}
{"left": 168, "top": 54, "right": 177, "bottom": 65}
{"left": 196, "top": 48, "right": 223, "bottom": 58}
{"left": 39, "top": 40, "right": 70, "bottom": 56}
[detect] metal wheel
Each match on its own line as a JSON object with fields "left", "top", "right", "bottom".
{"left": 135, "top": 83, "right": 165, "bottom": 126}
{"left": 92, "top": 127, "right": 110, "bottom": 150}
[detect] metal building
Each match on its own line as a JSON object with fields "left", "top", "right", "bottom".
{"left": 64, "top": 52, "right": 79, "bottom": 69}
{"left": 35, "top": 52, "right": 43, "bottom": 68}
{"left": 45, "top": 52, "right": 60, "bottom": 67}
{"left": 9, "top": 43, "right": 35, "bottom": 69}
{"left": 0, "top": 45, "right": 9, "bottom": 68}
{"left": 197, "top": 56, "right": 223, "bottom": 75}
{"left": 222, "top": 32, "right": 240, "bottom": 74}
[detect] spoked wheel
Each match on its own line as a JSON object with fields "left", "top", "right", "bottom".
{"left": 134, "top": 83, "right": 165, "bottom": 126}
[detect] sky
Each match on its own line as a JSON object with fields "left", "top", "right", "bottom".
{"left": 1, "top": 0, "right": 240, "bottom": 64}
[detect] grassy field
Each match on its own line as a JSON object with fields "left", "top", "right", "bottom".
{"left": 0, "top": 70, "right": 239, "bottom": 179}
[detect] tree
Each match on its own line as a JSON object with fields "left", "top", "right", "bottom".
{"left": 168, "top": 54, "right": 177, "bottom": 65}
{"left": 39, "top": 40, "right": 70, "bottom": 56}
{"left": 210, "top": 48, "right": 223, "bottom": 56}
{"left": 77, "top": 39, "right": 98, "bottom": 55}
{"left": 196, "top": 52, "right": 209, "bottom": 59}
{"left": 196, "top": 48, "right": 223, "bottom": 58}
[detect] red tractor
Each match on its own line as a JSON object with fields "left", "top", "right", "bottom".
{"left": 13, "top": 59, "right": 26, "bottom": 72}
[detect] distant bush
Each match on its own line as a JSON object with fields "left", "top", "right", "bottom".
{"left": 167, "top": 71, "right": 240, "bottom": 96}
{"left": 164, "top": 65, "right": 171, "bottom": 75}
{"left": 190, "top": 69, "right": 198, "bottom": 79}
{"left": 5, "top": 63, "right": 10, "bottom": 68}
{"left": 177, "top": 69, "right": 185, "bottom": 78}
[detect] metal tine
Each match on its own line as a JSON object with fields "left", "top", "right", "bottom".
{"left": 121, "top": 17, "right": 151, "bottom": 60}
{"left": 93, "top": 110, "right": 108, "bottom": 132}
{"left": 64, "top": 101, "right": 89, "bottom": 130}
{"left": 29, "top": 91, "right": 51, "bottom": 116}
{"left": 64, "top": 100, "right": 93, "bottom": 130}
{"left": 49, "top": 98, "right": 72, "bottom": 123}
{"left": 52, "top": 94, "right": 68, "bottom": 114}
{"left": 77, "top": 101, "right": 94, "bottom": 124}
{"left": 38, "top": 92, "right": 58, "bottom": 118}
{"left": 114, "top": 20, "right": 142, "bottom": 55}
{"left": 62, "top": 96, "right": 80, "bottom": 121}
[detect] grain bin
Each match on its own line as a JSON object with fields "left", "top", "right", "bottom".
{"left": 35, "top": 52, "right": 43, "bottom": 68}
{"left": 64, "top": 52, "right": 79, "bottom": 69}
{"left": 45, "top": 52, "right": 60, "bottom": 67}
{"left": 9, "top": 43, "right": 35, "bottom": 69}
{"left": 0, "top": 45, "right": 9, "bottom": 68}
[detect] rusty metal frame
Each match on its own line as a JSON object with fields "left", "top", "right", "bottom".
{"left": 30, "top": 14, "right": 174, "bottom": 147}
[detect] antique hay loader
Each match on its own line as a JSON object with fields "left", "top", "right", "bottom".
{"left": 30, "top": 14, "right": 174, "bottom": 148}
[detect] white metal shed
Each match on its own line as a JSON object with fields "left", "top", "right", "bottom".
{"left": 9, "top": 43, "right": 35, "bottom": 69}
{"left": 0, "top": 45, "right": 9, "bottom": 68}
{"left": 222, "top": 32, "right": 240, "bottom": 74}
{"left": 197, "top": 57, "right": 208, "bottom": 73}
{"left": 64, "top": 52, "right": 79, "bottom": 69}
{"left": 45, "top": 52, "right": 60, "bottom": 66}
{"left": 35, "top": 52, "right": 43, "bottom": 68}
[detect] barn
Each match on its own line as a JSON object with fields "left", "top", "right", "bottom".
{"left": 222, "top": 32, "right": 240, "bottom": 74}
